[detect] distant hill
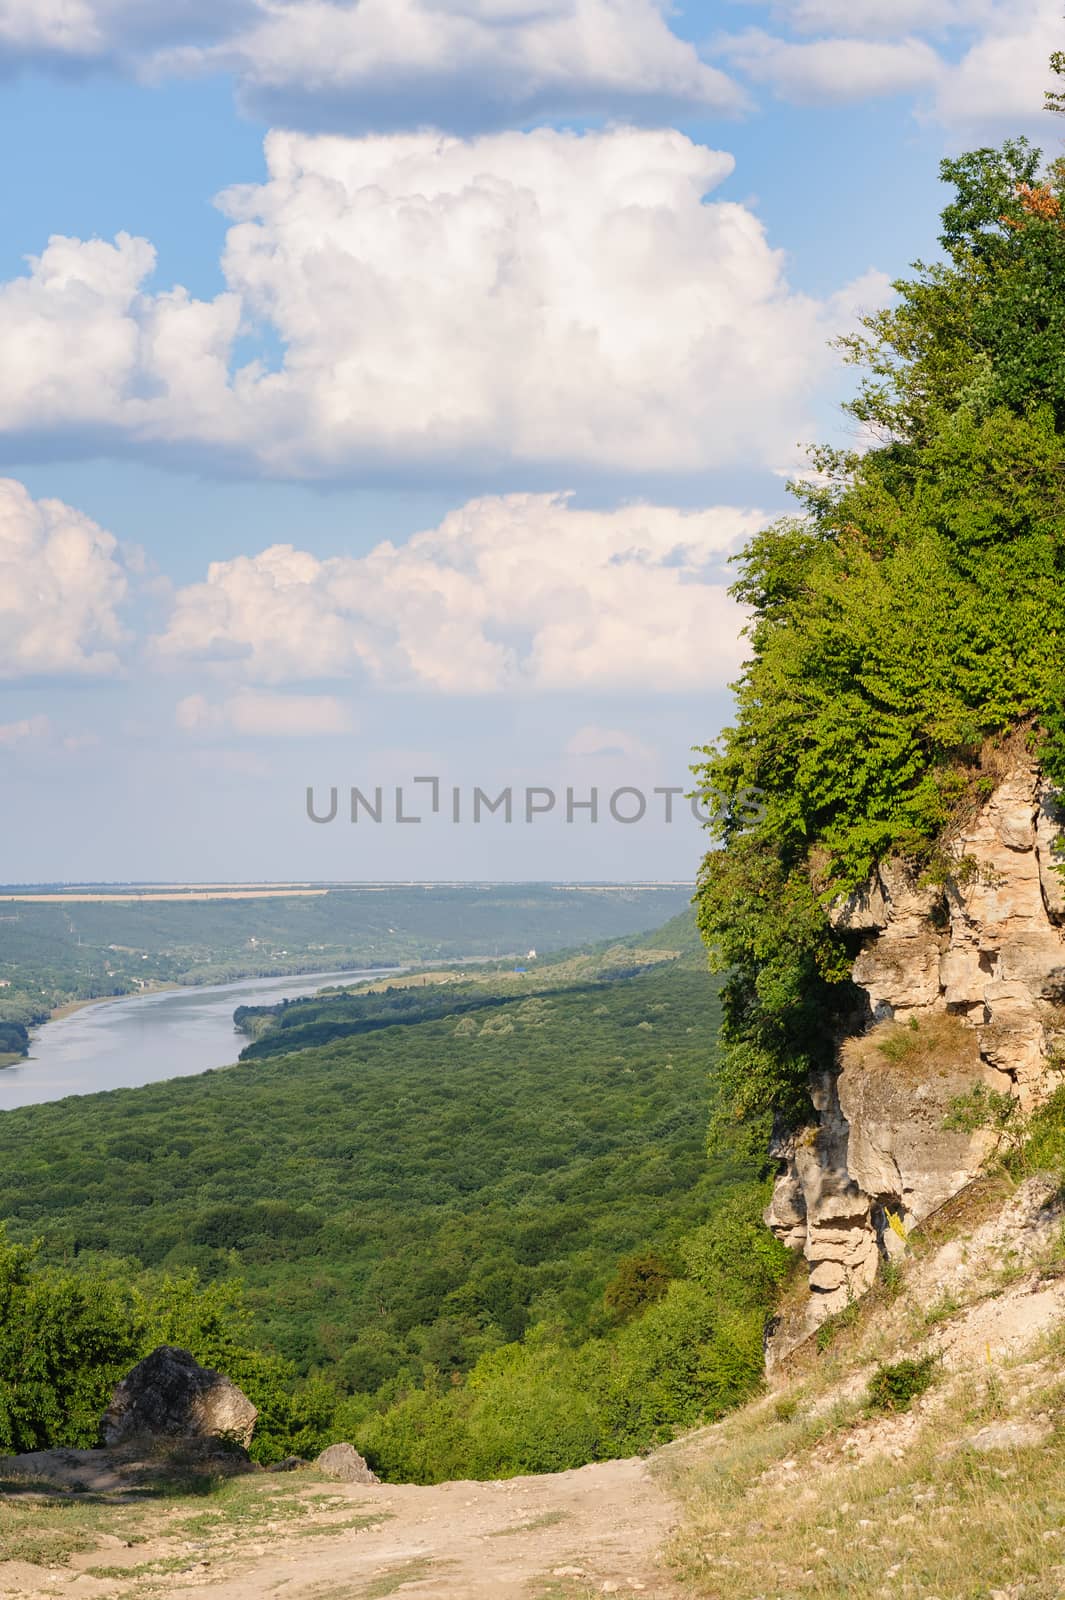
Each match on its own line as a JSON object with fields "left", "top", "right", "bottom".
{"left": 0, "top": 883, "right": 694, "bottom": 1032}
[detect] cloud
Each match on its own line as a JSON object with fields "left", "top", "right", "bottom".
{"left": 723, "top": 30, "right": 942, "bottom": 104}
{"left": 0, "top": 232, "right": 243, "bottom": 452}
{"left": 0, "top": 714, "right": 51, "bottom": 746}
{"left": 721, "top": 0, "right": 1063, "bottom": 132}
{"left": 742, "top": 0, "right": 971, "bottom": 39}
{"left": 0, "top": 127, "right": 876, "bottom": 480}
{"left": 0, "top": 0, "right": 744, "bottom": 129}
{"left": 0, "top": 478, "right": 128, "bottom": 678}
{"left": 175, "top": 689, "right": 354, "bottom": 737}
{"left": 179, "top": 0, "right": 747, "bottom": 131}
{"left": 157, "top": 493, "right": 760, "bottom": 694}
{"left": 0, "top": 0, "right": 1056, "bottom": 142}
{"left": 0, "top": 0, "right": 253, "bottom": 67}
{"left": 931, "top": 0, "right": 1064, "bottom": 133}
{"left": 566, "top": 725, "right": 658, "bottom": 761}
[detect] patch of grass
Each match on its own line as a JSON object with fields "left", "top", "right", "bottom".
{"left": 1010, "top": 1085, "right": 1065, "bottom": 1178}
{"left": 0, "top": 1491, "right": 138, "bottom": 1568}
{"left": 488, "top": 1509, "right": 569, "bottom": 1537}
{"left": 85, "top": 1555, "right": 194, "bottom": 1580}
{"left": 295, "top": 1514, "right": 386, "bottom": 1539}
{"left": 816, "top": 1299, "right": 861, "bottom": 1353}
{"left": 532, "top": 1584, "right": 600, "bottom": 1600}
{"left": 879, "top": 1255, "right": 906, "bottom": 1297}
{"left": 0, "top": 1516, "right": 98, "bottom": 1567}
{"left": 360, "top": 1558, "right": 441, "bottom": 1596}
{"left": 858, "top": 1012, "right": 980, "bottom": 1079}
{"left": 961, "top": 1370, "right": 1010, "bottom": 1425}
{"left": 174, "top": 1476, "right": 329, "bottom": 1535}
{"left": 866, "top": 1356, "right": 939, "bottom": 1413}
{"left": 908, "top": 1172, "right": 1014, "bottom": 1254}
{"left": 924, "top": 1291, "right": 962, "bottom": 1326}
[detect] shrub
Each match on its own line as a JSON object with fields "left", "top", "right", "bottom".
{"left": 866, "top": 1355, "right": 938, "bottom": 1413}
{"left": 603, "top": 1251, "right": 672, "bottom": 1319}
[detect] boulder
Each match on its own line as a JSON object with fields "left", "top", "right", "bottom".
{"left": 100, "top": 1346, "right": 257, "bottom": 1450}
{"left": 314, "top": 1442, "right": 380, "bottom": 1484}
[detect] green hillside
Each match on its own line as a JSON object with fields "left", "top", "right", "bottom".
{"left": 0, "top": 882, "right": 692, "bottom": 1041}
{"left": 0, "top": 923, "right": 786, "bottom": 1475}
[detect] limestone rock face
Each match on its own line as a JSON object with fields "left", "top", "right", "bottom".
{"left": 100, "top": 1346, "right": 257, "bottom": 1450}
{"left": 836, "top": 1022, "right": 1001, "bottom": 1229}
{"left": 766, "top": 759, "right": 1065, "bottom": 1367}
{"left": 1037, "top": 782, "right": 1065, "bottom": 922}
{"left": 315, "top": 1442, "right": 380, "bottom": 1483}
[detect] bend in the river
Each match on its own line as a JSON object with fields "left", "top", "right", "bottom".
{"left": 0, "top": 969, "right": 399, "bottom": 1109}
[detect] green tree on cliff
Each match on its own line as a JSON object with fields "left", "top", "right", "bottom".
{"left": 694, "top": 122, "right": 1065, "bottom": 1133}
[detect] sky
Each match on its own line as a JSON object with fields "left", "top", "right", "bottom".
{"left": 0, "top": 0, "right": 1062, "bottom": 884}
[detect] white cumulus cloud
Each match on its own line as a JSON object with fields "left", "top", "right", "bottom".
{"left": 931, "top": 0, "right": 1065, "bottom": 134}
{"left": 0, "top": 0, "right": 743, "bottom": 129}
{"left": 0, "top": 478, "right": 129, "bottom": 678}
{"left": 156, "top": 493, "right": 760, "bottom": 694}
{"left": 0, "top": 127, "right": 877, "bottom": 480}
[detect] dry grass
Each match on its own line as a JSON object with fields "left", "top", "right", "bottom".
{"left": 842, "top": 1011, "right": 982, "bottom": 1081}
{"left": 669, "top": 1373, "right": 1065, "bottom": 1599}
{"left": 0, "top": 1478, "right": 158, "bottom": 1567}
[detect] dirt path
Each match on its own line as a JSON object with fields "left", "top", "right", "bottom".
{"left": 1, "top": 1454, "right": 683, "bottom": 1600}
{"left": 182, "top": 1459, "right": 678, "bottom": 1600}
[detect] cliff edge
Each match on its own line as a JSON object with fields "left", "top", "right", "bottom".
{"left": 766, "top": 756, "right": 1065, "bottom": 1363}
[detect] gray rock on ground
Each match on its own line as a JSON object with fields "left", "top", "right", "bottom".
{"left": 964, "top": 1419, "right": 1052, "bottom": 1453}
{"left": 100, "top": 1345, "right": 257, "bottom": 1450}
{"left": 315, "top": 1442, "right": 380, "bottom": 1483}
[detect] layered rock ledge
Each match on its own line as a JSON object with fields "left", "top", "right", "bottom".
{"left": 767, "top": 758, "right": 1065, "bottom": 1363}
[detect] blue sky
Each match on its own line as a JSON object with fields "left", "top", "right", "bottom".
{"left": 0, "top": 0, "right": 1060, "bottom": 883}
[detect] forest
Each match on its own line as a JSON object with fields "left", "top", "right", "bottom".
{"left": 0, "top": 914, "right": 789, "bottom": 1476}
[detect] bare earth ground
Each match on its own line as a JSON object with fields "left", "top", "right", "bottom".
{"left": 0, "top": 1453, "right": 682, "bottom": 1600}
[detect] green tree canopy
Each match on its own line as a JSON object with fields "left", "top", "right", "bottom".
{"left": 694, "top": 133, "right": 1065, "bottom": 1130}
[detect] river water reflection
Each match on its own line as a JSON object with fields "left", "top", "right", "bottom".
{"left": 0, "top": 968, "right": 398, "bottom": 1109}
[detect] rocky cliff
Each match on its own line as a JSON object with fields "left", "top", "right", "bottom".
{"left": 766, "top": 756, "right": 1065, "bottom": 1363}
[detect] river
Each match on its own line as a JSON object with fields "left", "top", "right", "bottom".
{"left": 0, "top": 968, "right": 399, "bottom": 1110}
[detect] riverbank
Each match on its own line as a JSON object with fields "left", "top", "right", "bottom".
{"left": 0, "top": 966, "right": 403, "bottom": 1110}
{"left": 47, "top": 984, "right": 182, "bottom": 1024}
{"left": 43, "top": 959, "right": 400, "bottom": 1028}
